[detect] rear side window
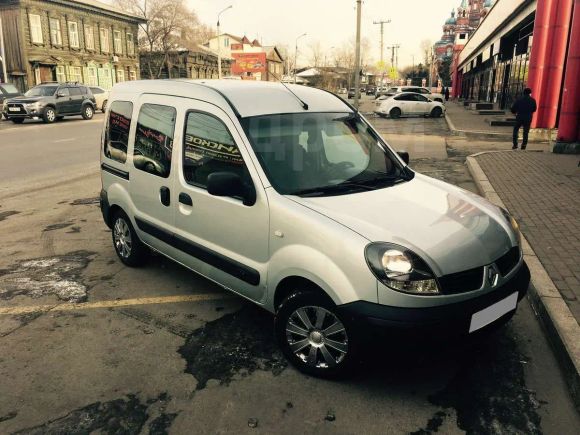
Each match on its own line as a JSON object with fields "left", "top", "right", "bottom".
{"left": 104, "top": 101, "right": 133, "bottom": 164}
{"left": 183, "top": 111, "right": 244, "bottom": 188}
{"left": 134, "top": 104, "right": 176, "bottom": 178}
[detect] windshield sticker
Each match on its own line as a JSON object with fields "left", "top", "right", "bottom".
{"left": 184, "top": 134, "right": 243, "bottom": 165}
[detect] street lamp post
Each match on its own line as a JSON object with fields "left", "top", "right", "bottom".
{"left": 294, "top": 33, "right": 307, "bottom": 84}
{"left": 353, "top": 0, "right": 362, "bottom": 108}
{"left": 217, "top": 5, "right": 233, "bottom": 79}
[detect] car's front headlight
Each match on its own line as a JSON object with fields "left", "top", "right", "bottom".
{"left": 26, "top": 102, "right": 42, "bottom": 109}
{"left": 365, "top": 242, "right": 440, "bottom": 294}
{"left": 500, "top": 208, "right": 521, "bottom": 244}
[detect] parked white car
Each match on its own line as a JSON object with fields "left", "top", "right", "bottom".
{"left": 90, "top": 86, "right": 109, "bottom": 112}
{"left": 385, "top": 86, "right": 444, "bottom": 103}
{"left": 100, "top": 80, "right": 529, "bottom": 378}
{"left": 376, "top": 92, "right": 446, "bottom": 118}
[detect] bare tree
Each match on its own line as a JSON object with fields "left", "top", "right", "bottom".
{"left": 114, "top": 0, "right": 207, "bottom": 78}
{"left": 309, "top": 41, "right": 323, "bottom": 68}
{"left": 420, "top": 39, "right": 432, "bottom": 67}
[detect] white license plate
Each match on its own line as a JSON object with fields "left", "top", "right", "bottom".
{"left": 469, "top": 292, "right": 518, "bottom": 333}
{"left": 8, "top": 107, "right": 20, "bottom": 112}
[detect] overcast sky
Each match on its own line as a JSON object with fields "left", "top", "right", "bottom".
{"left": 105, "top": 0, "right": 461, "bottom": 68}
{"left": 188, "top": 0, "right": 460, "bottom": 68}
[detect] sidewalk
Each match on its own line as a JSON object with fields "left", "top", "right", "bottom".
{"left": 467, "top": 150, "right": 580, "bottom": 407}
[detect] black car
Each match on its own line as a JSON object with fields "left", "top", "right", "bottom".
{"left": 3, "top": 82, "right": 96, "bottom": 124}
{"left": 366, "top": 86, "right": 376, "bottom": 95}
{"left": 0, "top": 83, "right": 23, "bottom": 118}
{"left": 347, "top": 88, "right": 362, "bottom": 99}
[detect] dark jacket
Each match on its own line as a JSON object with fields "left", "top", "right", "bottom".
{"left": 511, "top": 95, "right": 537, "bottom": 123}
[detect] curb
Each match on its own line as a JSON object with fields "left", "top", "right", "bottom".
{"left": 467, "top": 153, "right": 580, "bottom": 410}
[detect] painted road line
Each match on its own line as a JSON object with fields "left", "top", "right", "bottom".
{"left": 52, "top": 137, "right": 77, "bottom": 143}
{"left": 0, "top": 293, "right": 233, "bottom": 315}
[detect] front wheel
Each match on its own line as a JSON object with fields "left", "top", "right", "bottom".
{"left": 390, "top": 107, "right": 401, "bottom": 119}
{"left": 82, "top": 104, "right": 94, "bottom": 120}
{"left": 430, "top": 107, "right": 443, "bottom": 118}
{"left": 42, "top": 107, "right": 56, "bottom": 123}
{"left": 112, "top": 211, "right": 148, "bottom": 267}
{"left": 102, "top": 100, "right": 108, "bottom": 112}
{"left": 275, "top": 291, "right": 359, "bottom": 378}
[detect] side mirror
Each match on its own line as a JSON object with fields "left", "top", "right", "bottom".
{"left": 207, "top": 172, "right": 256, "bottom": 206}
{"left": 397, "top": 151, "right": 410, "bottom": 165}
{"left": 56, "top": 91, "right": 66, "bottom": 98}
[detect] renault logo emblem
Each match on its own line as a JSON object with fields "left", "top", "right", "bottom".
{"left": 487, "top": 264, "right": 499, "bottom": 287}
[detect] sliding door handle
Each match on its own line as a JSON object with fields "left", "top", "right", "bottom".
{"left": 179, "top": 192, "right": 193, "bottom": 206}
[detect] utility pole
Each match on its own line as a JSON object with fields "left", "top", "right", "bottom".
{"left": 353, "top": 0, "right": 362, "bottom": 108}
{"left": 373, "top": 19, "right": 390, "bottom": 87}
{"left": 217, "top": 5, "right": 233, "bottom": 79}
{"left": 0, "top": 16, "right": 7, "bottom": 83}
{"left": 294, "top": 33, "right": 307, "bottom": 84}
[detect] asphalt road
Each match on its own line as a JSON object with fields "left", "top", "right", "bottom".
{"left": 0, "top": 103, "right": 579, "bottom": 434}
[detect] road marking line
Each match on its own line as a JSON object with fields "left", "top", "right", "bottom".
{"left": 0, "top": 293, "right": 232, "bottom": 315}
{"left": 52, "top": 138, "right": 77, "bottom": 143}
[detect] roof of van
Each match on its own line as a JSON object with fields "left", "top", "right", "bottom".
{"left": 111, "top": 80, "right": 353, "bottom": 118}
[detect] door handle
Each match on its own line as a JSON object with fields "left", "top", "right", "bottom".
{"left": 160, "top": 186, "right": 170, "bottom": 206}
{"left": 179, "top": 192, "right": 192, "bottom": 206}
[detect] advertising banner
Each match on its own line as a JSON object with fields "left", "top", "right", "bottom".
{"left": 231, "top": 52, "right": 267, "bottom": 74}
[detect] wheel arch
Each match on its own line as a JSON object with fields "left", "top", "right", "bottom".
{"left": 273, "top": 276, "right": 335, "bottom": 312}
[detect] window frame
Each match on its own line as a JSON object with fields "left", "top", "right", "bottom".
{"left": 116, "top": 68, "right": 125, "bottom": 82}
{"left": 113, "top": 30, "right": 122, "bottom": 54}
{"left": 55, "top": 65, "right": 67, "bottom": 83}
{"left": 84, "top": 24, "right": 95, "bottom": 50}
{"left": 49, "top": 17, "right": 62, "bottom": 45}
{"left": 68, "top": 21, "right": 79, "bottom": 48}
{"left": 126, "top": 32, "right": 134, "bottom": 56}
{"left": 29, "top": 13, "right": 43, "bottom": 44}
{"left": 181, "top": 109, "right": 248, "bottom": 192}
{"left": 99, "top": 27, "right": 110, "bottom": 53}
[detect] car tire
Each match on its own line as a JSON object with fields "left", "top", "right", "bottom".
{"left": 82, "top": 104, "right": 94, "bottom": 120}
{"left": 112, "top": 210, "right": 148, "bottom": 267}
{"left": 431, "top": 107, "right": 443, "bottom": 118}
{"left": 11, "top": 118, "right": 25, "bottom": 124}
{"left": 275, "top": 290, "right": 359, "bottom": 378}
{"left": 102, "top": 100, "right": 108, "bottom": 112}
{"left": 390, "top": 107, "right": 401, "bottom": 119}
{"left": 42, "top": 107, "right": 56, "bottom": 123}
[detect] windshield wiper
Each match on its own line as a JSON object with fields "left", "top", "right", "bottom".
{"left": 289, "top": 181, "right": 374, "bottom": 197}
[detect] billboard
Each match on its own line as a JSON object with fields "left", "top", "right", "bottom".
{"left": 231, "top": 52, "right": 267, "bottom": 74}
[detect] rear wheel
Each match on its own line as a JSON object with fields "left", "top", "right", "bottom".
{"left": 430, "top": 107, "right": 443, "bottom": 118}
{"left": 112, "top": 211, "right": 148, "bottom": 267}
{"left": 390, "top": 107, "right": 401, "bottom": 119}
{"left": 11, "top": 117, "right": 25, "bottom": 124}
{"left": 275, "top": 290, "right": 359, "bottom": 378}
{"left": 42, "top": 107, "right": 56, "bottom": 123}
{"left": 82, "top": 104, "right": 94, "bottom": 120}
{"left": 102, "top": 99, "right": 108, "bottom": 112}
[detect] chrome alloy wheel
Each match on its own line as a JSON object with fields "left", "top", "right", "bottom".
{"left": 286, "top": 306, "right": 348, "bottom": 369}
{"left": 46, "top": 108, "right": 55, "bottom": 122}
{"left": 113, "top": 218, "right": 132, "bottom": 259}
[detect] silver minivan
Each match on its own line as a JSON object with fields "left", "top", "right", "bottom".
{"left": 100, "top": 80, "right": 530, "bottom": 377}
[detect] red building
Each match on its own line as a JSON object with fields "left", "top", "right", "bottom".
{"left": 453, "top": 0, "right": 579, "bottom": 149}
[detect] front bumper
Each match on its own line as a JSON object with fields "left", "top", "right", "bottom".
{"left": 3, "top": 105, "right": 44, "bottom": 118}
{"left": 337, "top": 261, "right": 530, "bottom": 335}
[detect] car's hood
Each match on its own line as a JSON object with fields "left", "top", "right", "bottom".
{"left": 7, "top": 96, "right": 44, "bottom": 104}
{"left": 289, "top": 173, "right": 514, "bottom": 276}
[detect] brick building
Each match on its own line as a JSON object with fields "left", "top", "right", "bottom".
{"left": 0, "top": 0, "right": 145, "bottom": 92}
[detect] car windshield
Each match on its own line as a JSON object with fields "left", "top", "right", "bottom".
{"left": 25, "top": 86, "right": 57, "bottom": 97}
{"left": 241, "top": 112, "right": 412, "bottom": 197}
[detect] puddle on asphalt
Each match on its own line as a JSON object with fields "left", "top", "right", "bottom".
{"left": 0, "top": 251, "right": 94, "bottom": 303}
{"left": 12, "top": 393, "right": 175, "bottom": 435}
{"left": 178, "top": 305, "right": 287, "bottom": 390}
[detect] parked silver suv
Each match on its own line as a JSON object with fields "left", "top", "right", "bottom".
{"left": 100, "top": 80, "right": 529, "bottom": 377}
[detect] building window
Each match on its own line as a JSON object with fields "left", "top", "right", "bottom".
{"left": 87, "top": 66, "right": 98, "bottom": 86}
{"left": 34, "top": 67, "right": 41, "bottom": 85}
{"left": 100, "top": 27, "right": 110, "bottom": 53}
{"left": 49, "top": 18, "right": 62, "bottom": 45}
{"left": 126, "top": 33, "right": 134, "bottom": 56}
{"left": 29, "top": 14, "right": 43, "bottom": 44}
{"left": 129, "top": 70, "right": 136, "bottom": 81}
{"left": 113, "top": 30, "right": 122, "bottom": 54}
{"left": 56, "top": 65, "right": 66, "bottom": 82}
{"left": 68, "top": 66, "right": 82, "bottom": 83}
{"left": 116, "top": 68, "right": 125, "bottom": 82}
{"left": 224, "top": 37, "right": 229, "bottom": 47}
{"left": 85, "top": 25, "right": 94, "bottom": 50}
{"left": 68, "top": 21, "right": 79, "bottom": 48}
{"left": 134, "top": 104, "right": 176, "bottom": 178}
{"left": 104, "top": 101, "right": 133, "bottom": 164}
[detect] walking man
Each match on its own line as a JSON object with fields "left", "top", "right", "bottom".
{"left": 444, "top": 87, "right": 450, "bottom": 101}
{"left": 511, "top": 88, "right": 537, "bottom": 150}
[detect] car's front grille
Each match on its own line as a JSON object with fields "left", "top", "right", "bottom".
{"left": 495, "top": 246, "right": 520, "bottom": 276}
{"left": 6, "top": 103, "right": 26, "bottom": 114}
{"left": 438, "top": 266, "right": 484, "bottom": 295}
